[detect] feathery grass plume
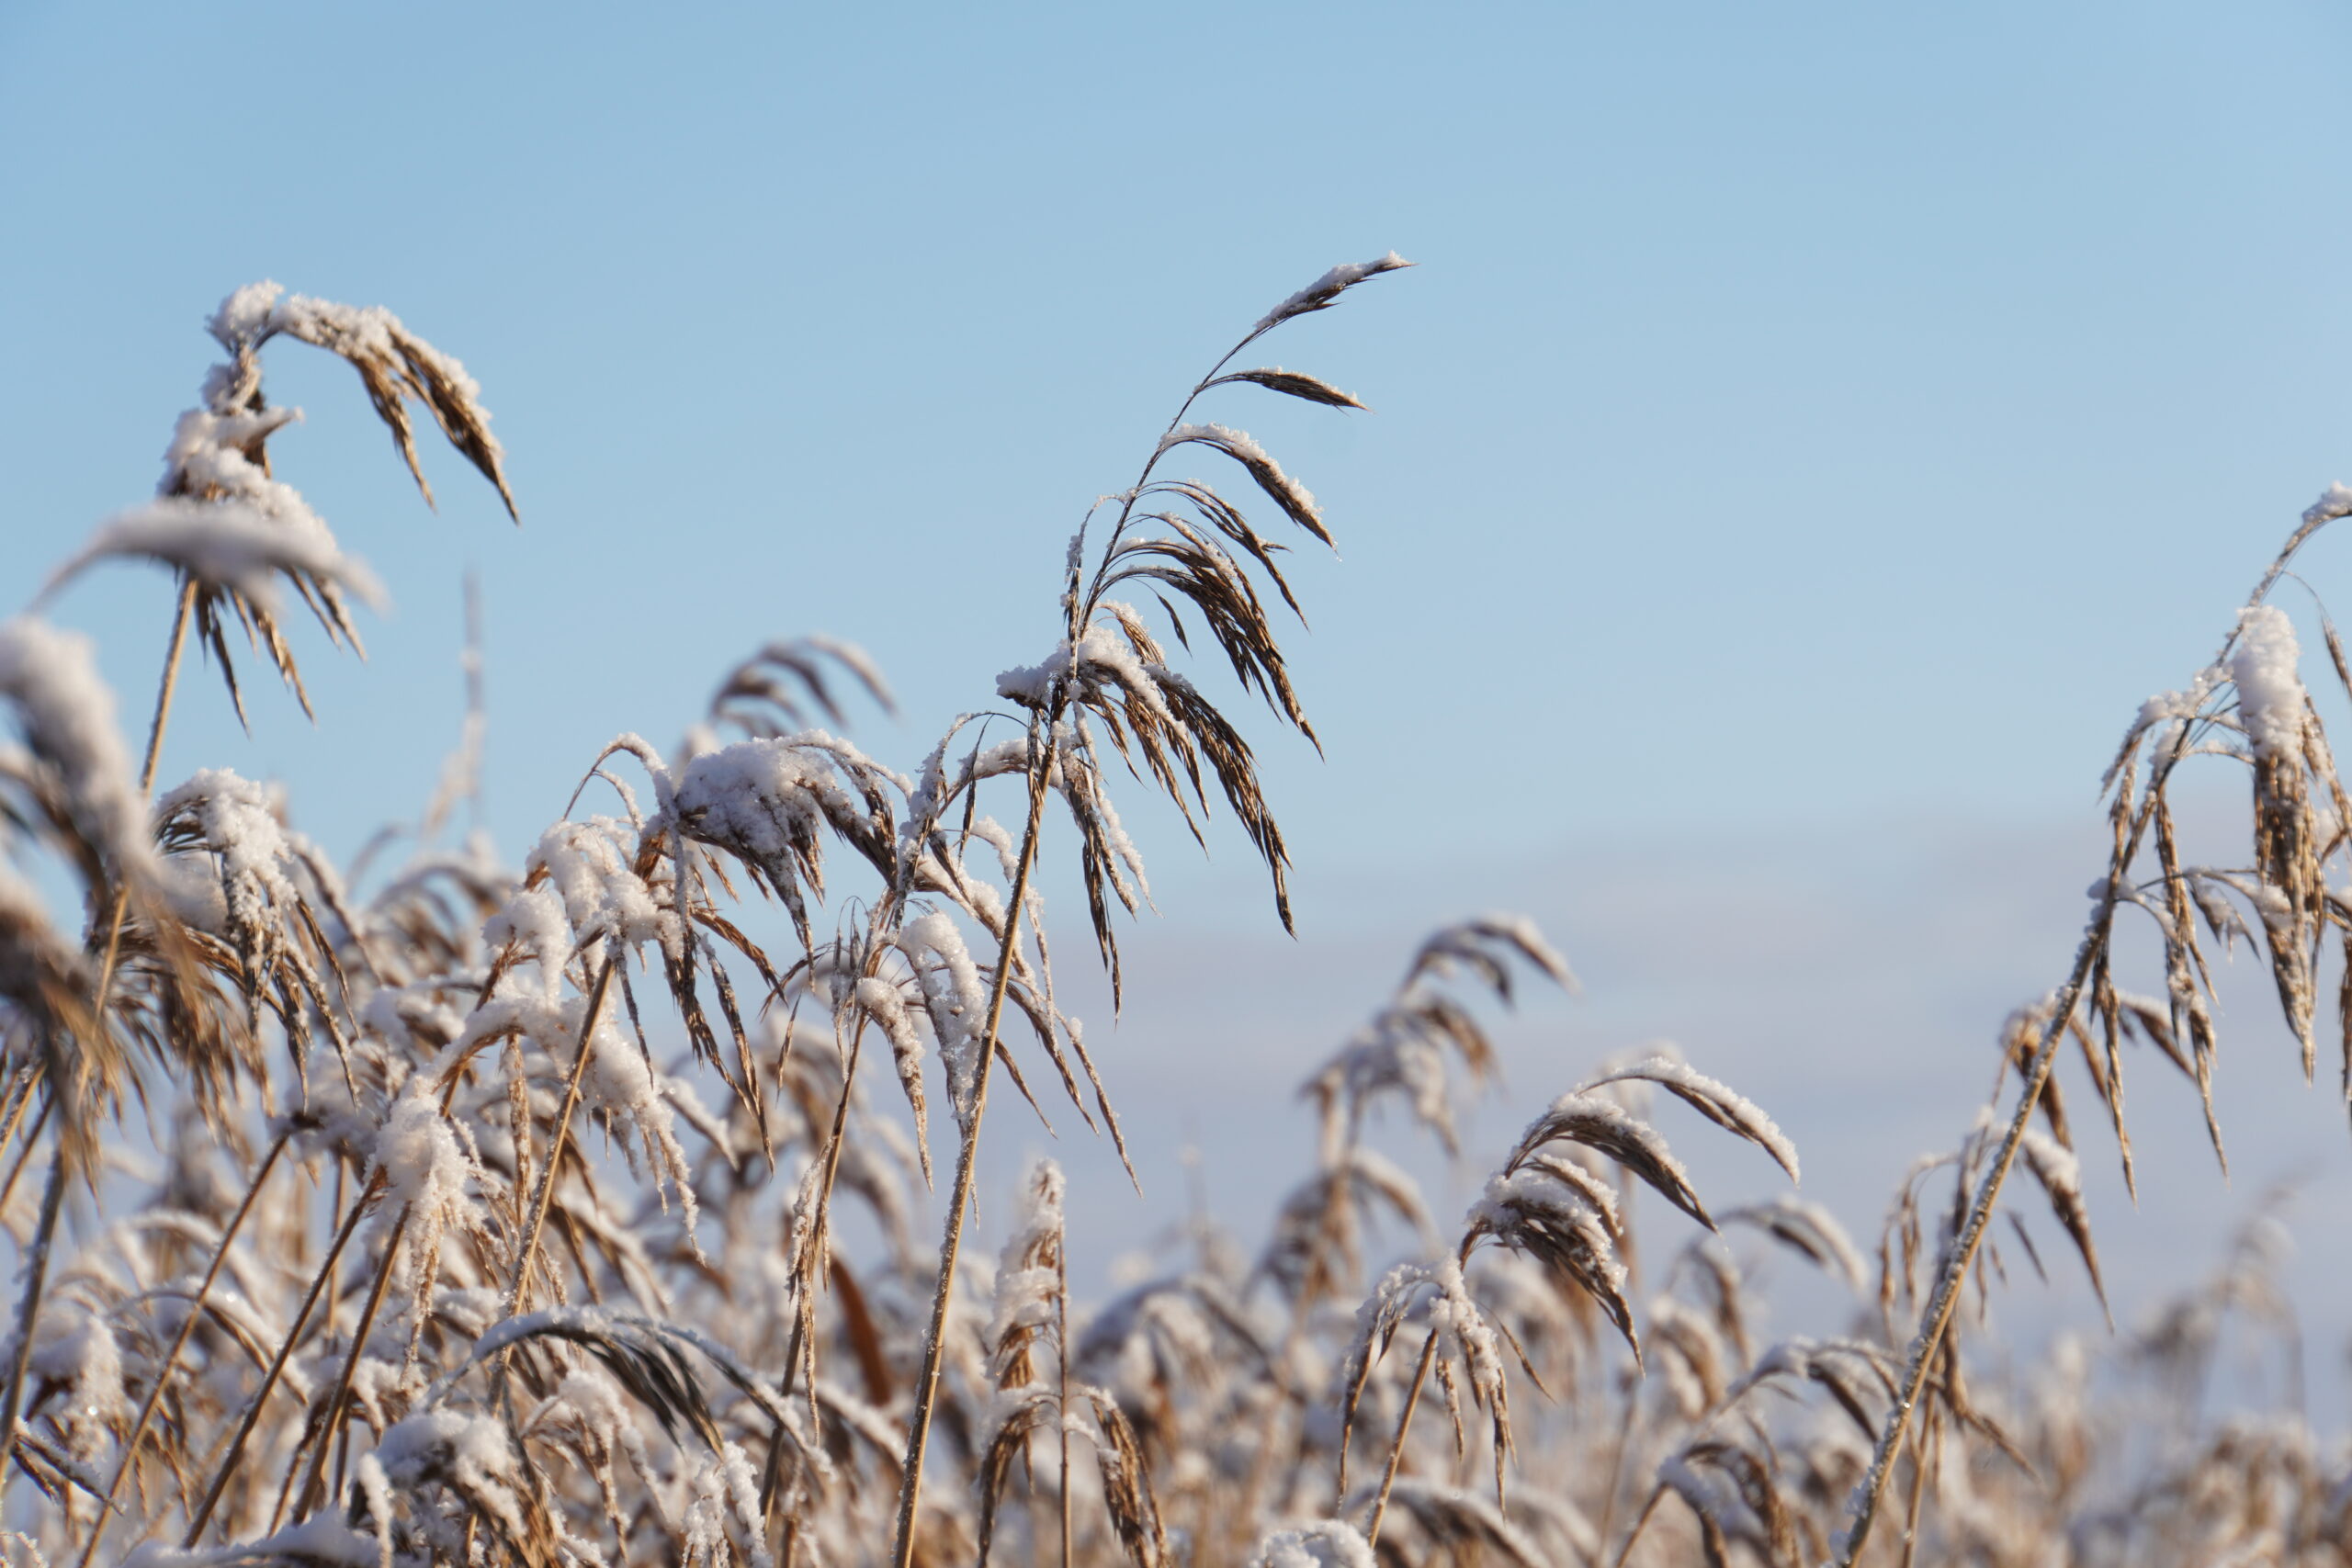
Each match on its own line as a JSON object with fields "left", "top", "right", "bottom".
{"left": 1256, "top": 1145, "right": 1436, "bottom": 1308}
{"left": 1, "top": 287, "right": 524, "bottom": 1523}
{"left": 1717, "top": 1197, "right": 1868, "bottom": 1294}
{"left": 708, "top": 637, "right": 897, "bottom": 742}
{"left": 990, "top": 252, "right": 1412, "bottom": 1001}
{"left": 1305, "top": 915, "right": 1576, "bottom": 1161}
{"left": 1659, "top": 1430, "right": 1797, "bottom": 1568}
{"left": 1225, "top": 918, "right": 1570, "bottom": 1545}
{"left": 1344, "top": 1046, "right": 1796, "bottom": 1546}
{"left": 60, "top": 283, "right": 514, "bottom": 725}
{"left": 888, "top": 254, "right": 1409, "bottom": 1568}
{"left": 153, "top": 769, "right": 357, "bottom": 1077}
{"left": 1361, "top": 1477, "right": 1551, "bottom": 1568}
{"left": 1074, "top": 1269, "right": 1270, "bottom": 1463}
{"left": 0, "top": 619, "right": 235, "bottom": 1156}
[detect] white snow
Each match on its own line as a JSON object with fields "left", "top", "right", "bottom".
{"left": 1153, "top": 423, "right": 1322, "bottom": 529}
{"left": 1249, "top": 1520, "right": 1376, "bottom": 1568}
{"left": 0, "top": 617, "right": 153, "bottom": 881}
{"left": 1584, "top": 1055, "right": 1801, "bottom": 1185}
{"left": 1252, "top": 253, "right": 1411, "bottom": 333}
{"left": 2303, "top": 481, "right": 2352, "bottom": 527}
{"left": 2231, "top": 604, "right": 2307, "bottom": 763}
{"left": 60, "top": 495, "right": 380, "bottom": 615}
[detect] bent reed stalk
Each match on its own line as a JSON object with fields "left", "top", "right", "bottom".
{"left": 1839, "top": 502, "right": 2352, "bottom": 1563}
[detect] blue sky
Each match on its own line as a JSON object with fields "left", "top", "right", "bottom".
{"left": 5, "top": 0, "right": 2352, "bottom": 1409}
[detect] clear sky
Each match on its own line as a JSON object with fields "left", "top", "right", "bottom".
{"left": 5, "top": 0, "right": 2351, "bottom": 1412}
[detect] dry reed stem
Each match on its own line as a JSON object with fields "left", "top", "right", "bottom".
{"left": 888, "top": 742, "right": 1053, "bottom": 1568}
{"left": 289, "top": 1206, "right": 409, "bottom": 1523}
{"left": 1606, "top": 1481, "right": 1668, "bottom": 1568}
{"left": 758, "top": 887, "right": 922, "bottom": 1526}
{"left": 1838, "top": 513, "right": 2346, "bottom": 1563}
{"left": 503, "top": 951, "right": 620, "bottom": 1325}
{"left": 183, "top": 1184, "right": 373, "bottom": 1543}
{"left": 74, "top": 1133, "right": 288, "bottom": 1568}
{"left": 0, "top": 579, "right": 198, "bottom": 1499}
{"left": 0, "top": 1137, "right": 67, "bottom": 1506}
{"left": 1059, "top": 1251, "right": 1073, "bottom": 1568}
{"left": 1363, "top": 1325, "right": 1442, "bottom": 1548}
{"left": 1833, "top": 919, "right": 2109, "bottom": 1562}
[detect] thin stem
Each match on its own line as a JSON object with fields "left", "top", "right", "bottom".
{"left": 1896, "top": 1407, "right": 1939, "bottom": 1568}
{"left": 0, "top": 1133, "right": 68, "bottom": 1499}
{"left": 0, "top": 583, "right": 198, "bottom": 1504}
{"left": 1606, "top": 1483, "right": 1666, "bottom": 1568}
{"left": 761, "top": 933, "right": 901, "bottom": 1520}
{"left": 762, "top": 873, "right": 934, "bottom": 1525}
{"left": 1362, "top": 1326, "right": 1438, "bottom": 1549}
{"left": 1058, "top": 1241, "right": 1072, "bottom": 1568}
{"left": 256, "top": 954, "right": 605, "bottom": 1531}
{"left": 317, "top": 944, "right": 613, "bottom": 1514}
{"left": 0, "top": 1092, "right": 51, "bottom": 1218}
{"left": 1840, "top": 513, "right": 2346, "bottom": 1561}
{"left": 289, "top": 1208, "right": 408, "bottom": 1520}
{"left": 888, "top": 748, "right": 1053, "bottom": 1568}
{"left": 1592, "top": 1375, "right": 1639, "bottom": 1551}
{"left": 0, "top": 1069, "right": 40, "bottom": 1182}
{"left": 75, "top": 1134, "right": 288, "bottom": 1568}
{"left": 93, "top": 580, "right": 198, "bottom": 1005}
{"left": 185, "top": 1180, "right": 375, "bottom": 1545}
{"left": 1836, "top": 913, "right": 2108, "bottom": 1563}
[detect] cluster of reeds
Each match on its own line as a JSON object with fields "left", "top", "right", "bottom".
{"left": 0, "top": 262, "right": 2346, "bottom": 1568}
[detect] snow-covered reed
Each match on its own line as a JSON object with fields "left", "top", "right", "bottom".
{"left": 0, "top": 262, "right": 2347, "bottom": 1568}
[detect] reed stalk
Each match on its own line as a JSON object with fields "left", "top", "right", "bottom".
{"left": 0, "top": 580, "right": 197, "bottom": 1503}
{"left": 888, "top": 740, "right": 1052, "bottom": 1568}
{"left": 75, "top": 1133, "right": 288, "bottom": 1568}
{"left": 1361, "top": 1326, "right": 1438, "bottom": 1549}
{"left": 184, "top": 1185, "right": 373, "bottom": 1544}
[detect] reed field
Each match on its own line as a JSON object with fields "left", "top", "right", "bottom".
{"left": 0, "top": 256, "right": 2347, "bottom": 1568}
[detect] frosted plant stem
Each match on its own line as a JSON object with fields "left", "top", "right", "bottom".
{"left": 1363, "top": 1326, "right": 1439, "bottom": 1549}
{"left": 1593, "top": 1374, "right": 1640, "bottom": 1550}
{"left": 311, "top": 942, "right": 615, "bottom": 1521}
{"left": 1239, "top": 1180, "right": 1354, "bottom": 1532}
{"left": 1606, "top": 1483, "right": 1667, "bottom": 1568}
{"left": 289, "top": 1205, "right": 410, "bottom": 1523}
{"left": 1834, "top": 917, "right": 2107, "bottom": 1566}
{"left": 185, "top": 1183, "right": 374, "bottom": 1545}
{"left": 761, "top": 898, "right": 910, "bottom": 1523}
{"left": 1058, "top": 1244, "right": 1073, "bottom": 1568}
{"left": 0, "top": 581, "right": 196, "bottom": 1506}
{"left": 75, "top": 1134, "right": 288, "bottom": 1568}
{"left": 1842, "top": 520, "right": 2339, "bottom": 1564}
{"left": 273, "top": 964, "right": 547, "bottom": 1528}
{"left": 1896, "top": 1407, "right": 1937, "bottom": 1568}
{"left": 503, "top": 951, "right": 618, "bottom": 1325}
{"left": 0, "top": 1131, "right": 67, "bottom": 1504}
{"left": 94, "top": 579, "right": 198, "bottom": 1006}
{"left": 0, "top": 1092, "right": 49, "bottom": 1218}
{"left": 888, "top": 749, "right": 1052, "bottom": 1568}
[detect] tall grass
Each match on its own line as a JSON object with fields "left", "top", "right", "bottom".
{"left": 0, "top": 264, "right": 2345, "bottom": 1568}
